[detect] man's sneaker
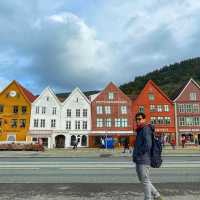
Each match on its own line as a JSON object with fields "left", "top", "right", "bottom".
{"left": 154, "top": 196, "right": 164, "bottom": 200}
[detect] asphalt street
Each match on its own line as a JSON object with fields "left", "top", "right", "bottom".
{"left": 0, "top": 156, "right": 199, "bottom": 199}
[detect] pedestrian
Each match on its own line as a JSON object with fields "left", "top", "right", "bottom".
{"left": 170, "top": 138, "right": 176, "bottom": 150}
{"left": 101, "top": 137, "right": 105, "bottom": 148}
{"left": 133, "top": 112, "right": 164, "bottom": 200}
{"left": 122, "top": 137, "right": 129, "bottom": 153}
{"left": 73, "top": 138, "right": 78, "bottom": 150}
{"left": 181, "top": 135, "right": 186, "bottom": 148}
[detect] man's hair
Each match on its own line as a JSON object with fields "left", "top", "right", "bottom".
{"left": 135, "top": 112, "right": 146, "bottom": 119}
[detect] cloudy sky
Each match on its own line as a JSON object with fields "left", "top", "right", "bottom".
{"left": 0, "top": 0, "right": 200, "bottom": 94}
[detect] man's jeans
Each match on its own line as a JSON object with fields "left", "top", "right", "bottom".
{"left": 136, "top": 164, "right": 160, "bottom": 200}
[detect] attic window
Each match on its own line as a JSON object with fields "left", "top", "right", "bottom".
{"left": 190, "top": 92, "right": 197, "bottom": 101}
{"left": 46, "top": 97, "right": 49, "bottom": 101}
{"left": 108, "top": 92, "right": 114, "bottom": 100}
{"left": 76, "top": 98, "right": 79, "bottom": 102}
{"left": 148, "top": 93, "right": 155, "bottom": 101}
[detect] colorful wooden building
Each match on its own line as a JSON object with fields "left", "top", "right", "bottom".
{"left": 0, "top": 80, "right": 36, "bottom": 142}
{"left": 174, "top": 78, "right": 200, "bottom": 145}
{"left": 132, "top": 80, "right": 176, "bottom": 145}
{"left": 89, "top": 82, "right": 134, "bottom": 148}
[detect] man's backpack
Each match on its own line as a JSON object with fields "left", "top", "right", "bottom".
{"left": 149, "top": 125, "right": 163, "bottom": 168}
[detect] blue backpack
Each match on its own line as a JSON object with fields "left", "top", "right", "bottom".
{"left": 149, "top": 125, "right": 163, "bottom": 168}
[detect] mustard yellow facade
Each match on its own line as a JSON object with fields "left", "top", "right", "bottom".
{"left": 0, "top": 81, "right": 34, "bottom": 141}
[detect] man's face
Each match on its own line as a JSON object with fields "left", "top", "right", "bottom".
{"left": 135, "top": 115, "right": 146, "bottom": 126}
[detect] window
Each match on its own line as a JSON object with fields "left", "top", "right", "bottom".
{"left": 193, "top": 104, "right": 200, "bottom": 113}
{"left": 164, "top": 105, "right": 169, "bottom": 112}
{"left": 97, "top": 106, "right": 103, "bottom": 114}
{"left": 105, "top": 118, "right": 112, "bottom": 127}
{"left": 20, "top": 119, "right": 26, "bottom": 128}
{"left": 51, "top": 119, "right": 56, "bottom": 128}
{"left": 164, "top": 117, "right": 171, "bottom": 125}
{"left": 148, "top": 93, "right": 155, "bottom": 101}
{"left": 150, "top": 117, "right": 156, "bottom": 125}
{"left": 96, "top": 118, "right": 103, "bottom": 127}
{"left": 83, "top": 109, "right": 87, "bottom": 117}
{"left": 66, "top": 121, "right": 71, "bottom": 130}
{"left": 115, "top": 118, "right": 121, "bottom": 127}
{"left": 157, "top": 117, "right": 164, "bottom": 124}
{"left": 22, "top": 106, "right": 27, "bottom": 114}
{"left": 13, "top": 106, "right": 18, "bottom": 114}
{"left": 42, "top": 107, "right": 46, "bottom": 114}
{"left": 150, "top": 105, "right": 156, "bottom": 112}
{"left": 75, "top": 121, "right": 81, "bottom": 129}
{"left": 76, "top": 109, "right": 80, "bottom": 117}
{"left": 46, "top": 96, "right": 49, "bottom": 101}
{"left": 190, "top": 92, "right": 197, "bottom": 101}
{"left": 105, "top": 106, "right": 111, "bottom": 114}
{"left": 139, "top": 106, "right": 144, "bottom": 113}
{"left": 52, "top": 107, "right": 56, "bottom": 115}
{"left": 157, "top": 105, "right": 162, "bottom": 112}
{"left": 40, "top": 119, "right": 45, "bottom": 128}
{"left": 121, "top": 106, "right": 127, "bottom": 114}
{"left": 11, "top": 119, "right": 18, "bottom": 128}
{"left": 121, "top": 118, "right": 128, "bottom": 127}
{"left": 179, "top": 117, "right": 185, "bottom": 126}
{"left": 0, "top": 105, "right": 4, "bottom": 113}
{"left": 34, "top": 119, "right": 39, "bottom": 127}
{"left": 83, "top": 121, "right": 87, "bottom": 130}
{"left": 194, "top": 117, "right": 200, "bottom": 126}
{"left": 108, "top": 92, "right": 114, "bottom": 100}
{"left": 7, "top": 135, "right": 16, "bottom": 142}
{"left": 67, "top": 109, "right": 71, "bottom": 117}
{"left": 36, "top": 106, "right": 39, "bottom": 114}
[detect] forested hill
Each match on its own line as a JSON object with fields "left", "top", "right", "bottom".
{"left": 120, "top": 57, "right": 200, "bottom": 99}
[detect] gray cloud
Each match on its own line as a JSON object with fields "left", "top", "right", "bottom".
{"left": 0, "top": 0, "right": 200, "bottom": 93}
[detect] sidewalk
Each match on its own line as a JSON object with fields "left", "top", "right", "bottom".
{"left": 0, "top": 146, "right": 199, "bottom": 158}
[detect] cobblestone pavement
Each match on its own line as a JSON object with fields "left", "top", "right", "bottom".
{"left": 0, "top": 183, "right": 199, "bottom": 200}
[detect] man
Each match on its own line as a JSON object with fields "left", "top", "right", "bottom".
{"left": 133, "top": 112, "right": 163, "bottom": 200}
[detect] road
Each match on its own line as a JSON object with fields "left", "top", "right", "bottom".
{"left": 0, "top": 156, "right": 199, "bottom": 199}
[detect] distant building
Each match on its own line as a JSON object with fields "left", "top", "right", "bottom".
{"left": 132, "top": 80, "right": 176, "bottom": 145}
{"left": 0, "top": 80, "right": 36, "bottom": 142}
{"left": 174, "top": 78, "right": 200, "bottom": 145}
{"left": 90, "top": 82, "right": 134, "bottom": 148}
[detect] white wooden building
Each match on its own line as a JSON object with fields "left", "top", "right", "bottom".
{"left": 60, "top": 87, "right": 91, "bottom": 148}
{"left": 29, "top": 87, "right": 91, "bottom": 148}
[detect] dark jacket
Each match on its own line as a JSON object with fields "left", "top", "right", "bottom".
{"left": 133, "top": 124, "right": 153, "bottom": 165}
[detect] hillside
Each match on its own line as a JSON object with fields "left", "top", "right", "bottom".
{"left": 120, "top": 57, "right": 200, "bottom": 99}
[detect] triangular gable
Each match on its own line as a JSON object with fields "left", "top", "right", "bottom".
{"left": 33, "top": 87, "right": 61, "bottom": 106}
{"left": 173, "top": 78, "right": 200, "bottom": 102}
{"left": 134, "top": 79, "right": 173, "bottom": 104}
{"left": 0, "top": 80, "right": 36, "bottom": 104}
{"left": 62, "top": 87, "right": 91, "bottom": 106}
{"left": 92, "top": 82, "right": 131, "bottom": 102}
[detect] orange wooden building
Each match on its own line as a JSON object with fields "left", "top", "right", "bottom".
{"left": 132, "top": 80, "right": 176, "bottom": 145}
{"left": 0, "top": 80, "right": 36, "bottom": 142}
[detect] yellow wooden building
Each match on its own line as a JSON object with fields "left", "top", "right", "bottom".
{"left": 0, "top": 80, "right": 36, "bottom": 141}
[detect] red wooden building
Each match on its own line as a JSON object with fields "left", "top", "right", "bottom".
{"left": 89, "top": 82, "right": 134, "bottom": 147}
{"left": 174, "top": 78, "right": 200, "bottom": 145}
{"left": 132, "top": 80, "right": 176, "bottom": 145}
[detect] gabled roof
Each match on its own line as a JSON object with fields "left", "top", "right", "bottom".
{"left": 91, "top": 82, "right": 131, "bottom": 102}
{"left": 33, "top": 86, "right": 61, "bottom": 105}
{"left": 0, "top": 80, "right": 36, "bottom": 103}
{"left": 134, "top": 79, "right": 173, "bottom": 104}
{"left": 173, "top": 78, "right": 200, "bottom": 102}
{"left": 17, "top": 82, "right": 37, "bottom": 102}
{"left": 62, "top": 87, "right": 91, "bottom": 106}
